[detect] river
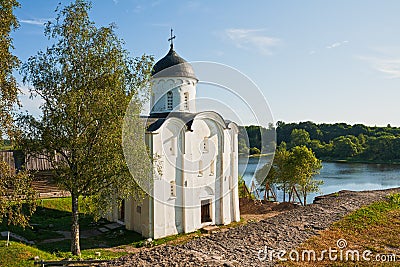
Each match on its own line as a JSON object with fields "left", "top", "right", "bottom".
{"left": 239, "top": 156, "right": 400, "bottom": 204}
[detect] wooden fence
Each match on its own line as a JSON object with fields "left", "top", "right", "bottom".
{"left": 0, "top": 150, "right": 54, "bottom": 173}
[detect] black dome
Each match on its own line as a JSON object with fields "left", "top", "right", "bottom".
{"left": 151, "top": 46, "right": 197, "bottom": 80}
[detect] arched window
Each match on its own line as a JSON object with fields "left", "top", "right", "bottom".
{"left": 167, "top": 91, "right": 173, "bottom": 110}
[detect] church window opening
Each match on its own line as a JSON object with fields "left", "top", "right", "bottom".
{"left": 210, "top": 159, "right": 215, "bottom": 176}
{"left": 167, "top": 91, "right": 173, "bottom": 110}
{"left": 136, "top": 205, "right": 142, "bottom": 214}
{"left": 184, "top": 92, "right": 189, "bottom": 110}
{"left": 170, "top": 181, "right": 176, "bottom": 197}
{"left": 198, "top": 160, "right": 203, "bottom": 176}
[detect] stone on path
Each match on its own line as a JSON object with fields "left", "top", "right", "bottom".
{"left": 104, "top": 223, "right": 123, "bottom": 230}
{"left": 98, "top": 227, "right": 110, "bottom": 233}
{"left": 1, "top": 231, "right": 35, "bottom": 245}
{"left": 201, "top": 225, "right": 219, "bottom": 234}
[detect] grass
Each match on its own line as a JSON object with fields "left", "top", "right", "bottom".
{"left": 0, "top": 197, "right": 95, "bottom": 242}
{"left": 336, "top": 193, "right": 400, "bottom": 232}
{"left": 4, "top": 193, "right": 399, "bottom": 267}
{"left": 0, "top": 196, "right": 253, "bottom": 266}
{"left": 0, "top": 197, "right": 144, "bottom": 265}
{"left": 282, "top": 193, "right": 400, "bottom": 266}
{"left": 0, "top": 240, "right": 54, "bottom": 267}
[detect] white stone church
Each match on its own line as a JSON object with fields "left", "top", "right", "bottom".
{"left": 109, "top": 39, "right": 240, "bottom": 239}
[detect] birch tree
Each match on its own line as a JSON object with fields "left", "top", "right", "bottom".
{"left": 20, "top": 0, "right": 153, "bottom": 255}
{"left": 0, "top": 0, "right": 37, "bottom": 231}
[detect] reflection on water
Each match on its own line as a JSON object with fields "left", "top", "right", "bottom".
{"left": 239, "top": 157, "right": 400, "bottom": 203}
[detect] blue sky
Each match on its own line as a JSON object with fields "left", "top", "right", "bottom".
{"left": 13, "top": 0, "right": 400, "bottom": 126}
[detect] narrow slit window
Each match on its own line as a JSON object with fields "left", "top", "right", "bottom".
{"left": 184, "top": 92, "right": 189, "bottom": 110}
{"left": 210, "top": 159, "right": 215, "bottom": 176}
{"left": 167, "top": 91, "right": 173, "bottom": 110}
{"left": 198, "top": 160, "right": 203, "bottom": 176}
{"left": 170, "top": 181, "right": 176, "bottom": 197}
{"left": 170, "top": 138, "right": 176, "bottom": 155}
{"left": 202, "top": 137, "right": 209, "bottom": 153}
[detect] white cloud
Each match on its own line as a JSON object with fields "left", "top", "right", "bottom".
{"left": 225, "top": 28, "right": 281, "bottom": 56}
{"left": 20, "top": 18, "right": 50, "bottom": 26}
{"left": 360, "top": 56, "right": 400, "bottom": 79}
{"left": 326, "top": 40, "right": 349, "bottom": 49}
{"left": 112, "top": 0, "right": 119, "bottom": 4}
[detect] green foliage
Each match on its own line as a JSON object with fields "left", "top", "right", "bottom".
{"left": 237, "top": 176, "right": 247, "bottom": 198}
{"left": 0, "top": 0, "right": 37, "bottom": 231}
{"left": 289, "top": 146, "right": 323, "bottom": 204}
{"left": 19, "top": 0, "right": 153, "bottom": 255}
{"left": 249, "top": 147, "right": 260, "bottom": 155}
{"left": 0, "top": 197, "right": 86, "bottom": 242}
{"left": 255, "top": 161, "right": 276, "bottom": 187}
{"left": 0, "top": 162, "right": 37, "bottom": 228}
{"left": 256, "top": 145, "right": 322, "bottom": 204}
{"left": 332, "top": 135, "right": 363, "bottom": 158}
{"left": 0, "top": 0, "right": 20, "bottom": 138}
{"left": 272, "top": 121, "right": 400, "bottom": 162}
{"left": 238, "top": 138, "right": 249, "bottom": 154}
{"left": 387, "top": 192, "right": 400, "bottom": 205}
{"left": 0, "top": 197, "right": 143, "bottom": 261}
{"left": 271, "top": 144, "right": 294, "bottom": 195}
{"left": 238, "top": 125, "right": 276, "bottom": 154}
{"left": 288, "top": 129, "right": 310, "bottom": 148}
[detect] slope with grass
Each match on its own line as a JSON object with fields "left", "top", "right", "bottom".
{"left": 0, "top": 241, "right": 54, "bottom": 267}
{"left": 285, "top": 193, "right": 400, "bottom": 266}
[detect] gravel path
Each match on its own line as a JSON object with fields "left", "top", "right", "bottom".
{"left": 102, "top": 188, "right": 400, "bottom": 267}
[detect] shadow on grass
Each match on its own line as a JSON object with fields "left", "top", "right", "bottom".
{"left": 36, "top": 229, "right": 143, "bottom": 254}
{"left": 0, "top": 199, "right": 144, "bottom": 256}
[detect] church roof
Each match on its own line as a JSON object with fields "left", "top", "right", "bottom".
{"left": 142, "top": 111, "right": 234, "bottom": 133}
{"left": 151, "top": 46, "right": 197, "bottom": 80}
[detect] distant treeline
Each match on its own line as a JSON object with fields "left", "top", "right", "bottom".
{"left": 239, "top": 121, "right": 400, "bottom": 163}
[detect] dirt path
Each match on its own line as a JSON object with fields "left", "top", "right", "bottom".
{"left": 102, "top": 188, "right": 400, "bottom": 267}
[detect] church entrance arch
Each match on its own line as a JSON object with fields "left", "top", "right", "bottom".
{"left": 201, "top": 199, "right": 212, "bottom": 223}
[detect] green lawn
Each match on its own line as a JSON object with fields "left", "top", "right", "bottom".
{"left": 0, "top": 197, "right": 144, "bottom": 265}
{"left": 0, "top": 197, "right": 96, "bottom": 242}
{"left": 0, "top": 240, "right": 54, "bottom": 267}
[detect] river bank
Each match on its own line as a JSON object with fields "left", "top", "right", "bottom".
{"left": 102, "top": 187, "right": 400, "bottom": 266}
{"left": 324, "top": 159, "right": 400, "bottom": 165}
{"left": 242, "top": 154, "right": 400, "bottom": 165}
